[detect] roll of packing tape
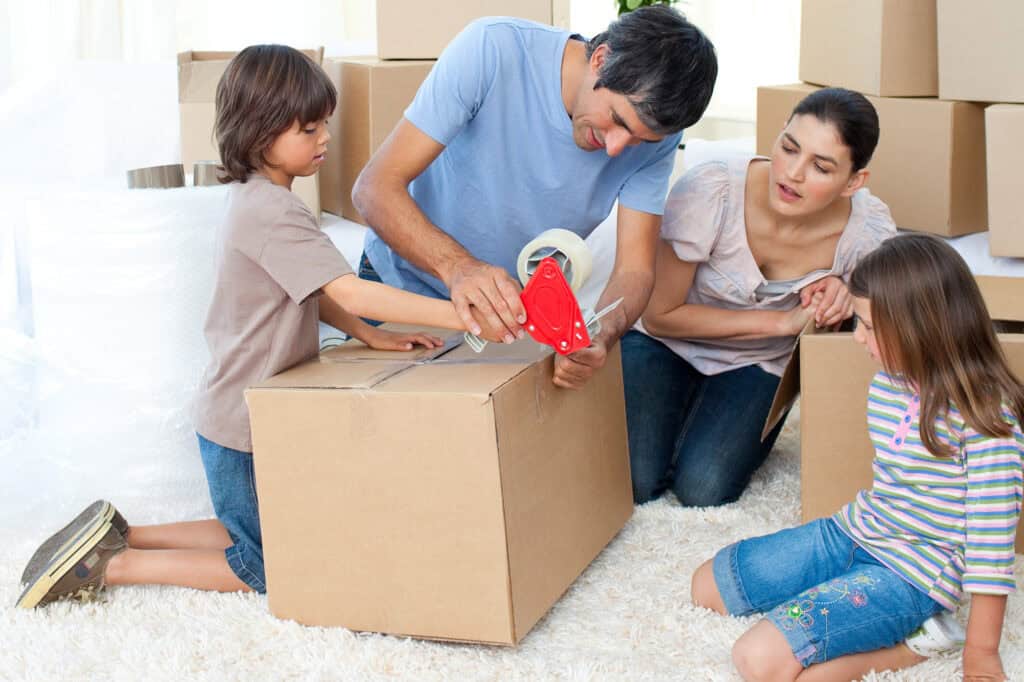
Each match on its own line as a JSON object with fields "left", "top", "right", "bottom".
{"left": 126, "top": 164, "right": 186, "bottom": 189}
{"left": 516, "top": 228, "right": 592, "bottom": 292}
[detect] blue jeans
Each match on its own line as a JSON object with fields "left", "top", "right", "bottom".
{"left": 197, "top": 433, "right": 266, "bottom": 593}
{"left": 357, "top": 251, "right": 384, "bottom": 327}
{"left": 713, "top": 518, "right": 946, "bottom": 667}
{"left": 621, "top": 331, "right": 787, "bottom": 506}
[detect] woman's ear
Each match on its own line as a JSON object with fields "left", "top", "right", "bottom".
{"left": 841, "top": 168, "right": 869, "bottom": 197}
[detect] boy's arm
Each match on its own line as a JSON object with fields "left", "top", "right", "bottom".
{"left": 319, "top": 296, "right": 443, "bottom": 350}
{"left": 962, "top": 593, "right": 1007, "bottom": 681}
{"left": 321, "top": 273, "right": 504, "bottom": 343}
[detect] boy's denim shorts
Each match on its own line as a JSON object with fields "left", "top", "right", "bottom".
{"left": 712, "top": 517, "right": 946, "bottom": 667}
{"left": 197, "top": 433, "right": 266, "bottom": 593}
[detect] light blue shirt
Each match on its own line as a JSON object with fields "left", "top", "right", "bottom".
{"left": 364, "top": 17, "right": 681, "bottom": 298}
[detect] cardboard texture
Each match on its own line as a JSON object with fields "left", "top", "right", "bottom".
{"left": 246, "top": 333, "right": 633, "bottom": 644}
{"left": 800, "top": 276, "right": 1024, "bottom": 552}
{"left": 177, "top": 49, "right": 324, "bottom": 219}
{"left": 757, "top": 84, "right": 987, "bottom": 237}
{"left": 375, "top": 0, "right": 570, "bottom": 60}
{"left": 319, "top": 58, "right": 434, "bottom": 222}
{"left": 800, "top": 0, "right": 937, "bottom": 96}
{"left": 986, "top": 105, "right": 1024, "bottom": 257}
{"left": 938, "top": 0, "right": 1024, "bottom": 103}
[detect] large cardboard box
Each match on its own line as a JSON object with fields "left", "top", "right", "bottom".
{"left": 375, "top": 0, "right": 571, "bottom": 60}
{"left": 757, "top": 84, "right": 987, "bottom": 237}
{"left": 986, "top": 105, "right": 1024, "bottom": 258}
{"left": 800, "top": 0, "right": 937, "bottom": 97}
{"left": 319, "top": 58, "right": 434, "bottom": 223}
{"left": 938, "top": 0, "right": 1024, "bottom": 103}
{"left": 800, "top": 276, "right": 1024, "bottom": 552}
{"left": 178, "top": 49, "right": 323, "bottom": 219}
{"left": 245, "top": 333, "right": 633, "bottom": 644}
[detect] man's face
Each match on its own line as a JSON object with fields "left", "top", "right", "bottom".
{"left": 568, "top": 45, "right": 664, "bottom": 157}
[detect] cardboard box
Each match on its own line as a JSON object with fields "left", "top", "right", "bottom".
{"left": 938, "top": 0, "right": 1024, "bottom": 103}
{"left": 319, "top": 58, "right": 434, "bottom": 223}
{"left": 246, "top": 333, "right": 633, "bottom": 644}
{"left": 757, "top": 84, "right": 987, "bottom": 237}
{"left": 178, "top": 49, "right": 324, "bottom": 219}
{"left": 800, "top": 276, "right": 1024, "bottom": 552}
{"left": 800, "top": 0, "right": 937, "bottom": 96}
{"left": 376, "top": 0, "right": 571, "bottom": 60}
{"left": 986, "top": 105, "right": 1024, "bottom": 257}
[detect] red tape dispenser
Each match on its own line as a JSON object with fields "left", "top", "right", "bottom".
{"left": 519, "top": 256, "right": 590, "bottom": 355}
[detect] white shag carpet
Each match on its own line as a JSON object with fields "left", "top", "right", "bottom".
{"left": 2, "top": 404, "right": 1022, "bottom": 682}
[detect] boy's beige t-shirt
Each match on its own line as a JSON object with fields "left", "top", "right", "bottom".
{"left": 194, "top": 173, "right": 352, "bottom": 452}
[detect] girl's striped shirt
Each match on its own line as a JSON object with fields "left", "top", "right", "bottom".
{"left": 833, "top": 371, "right": 1023, "bottom": 611}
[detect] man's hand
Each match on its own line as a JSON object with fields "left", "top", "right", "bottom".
{"left": 359, "top": 327, "right": 444, "bottom": 351}
{"left": 553, "top": 337, "right": 608, "bottom": 389}
{"left": 799, "top": 276, "right": 852, "bottom": 328}
{"left": 448, "top": 258, "right": 526, "bottom": 343}
{"left": 963, "top": 645, "right": 1006, "bottom": 681}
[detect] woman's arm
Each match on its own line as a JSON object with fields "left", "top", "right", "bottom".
{"left": 640, "top": 240, "right": 815, "bottom": 341}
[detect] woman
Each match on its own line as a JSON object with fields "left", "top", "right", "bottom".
{"left": 623, "top": 87, "right": 896, "bottom": 507}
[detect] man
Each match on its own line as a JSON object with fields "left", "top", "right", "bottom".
{"left": 352, "top": 5, "right": 717, "bottom": 388}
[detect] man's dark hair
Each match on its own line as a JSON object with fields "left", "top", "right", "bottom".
{"left": 586, "top": 5, "right": 717, "bottom": 135}
{"left": 215, "top": 44, "right": 336, "bottom": 183}
{"left": 789, "top": 88, "right": 880, "bottom": 171}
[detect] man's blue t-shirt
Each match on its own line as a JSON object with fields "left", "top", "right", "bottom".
{"left": 364, "top": 17, "right": 682, "bottom": 298}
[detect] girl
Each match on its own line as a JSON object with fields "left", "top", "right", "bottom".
{"left": 690, "top": 234, "right": 1023, "bottom": 681}
{"left": 16, "top": 44, "right": 500, "bottom": 608}
{"left": 623, "top": 88, "right": 896, "bottom": 508}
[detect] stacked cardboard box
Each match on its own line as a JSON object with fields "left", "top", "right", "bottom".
{"left": 177, "top": 49, "right": 324, "bottom": 220}
{"left": 758, "top": 0, "right": 987, "bottom": 238}
{"left": 319, "top": 0, "right": 571, "bottom": 224}
{"left": 936, "top": 0, "right": 1024, "bottom": 257}
{"left": 246, "top": 332, "right": 633, "bottom": 643}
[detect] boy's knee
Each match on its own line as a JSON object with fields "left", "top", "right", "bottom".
{"left": 690, "top": 559, "right": 726, "bottom": 614}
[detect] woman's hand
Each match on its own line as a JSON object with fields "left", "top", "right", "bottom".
{"left": 962, "top": 645, "right": 1006, "bottom": 681}
{"left": 358, "top": 327, "right": 444, "bottom": 351}
{"left": 778, "top": 293, "right": 822, "bottom": 336}
{"left": 800, "top": 276, "right": 853, "bottom": 328}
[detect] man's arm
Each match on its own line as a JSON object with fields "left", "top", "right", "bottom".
{"left": 552, "top": 205, "right": 659, "bottom": 389}
{"left": 352, "top": 119, "right": 525, "bottom": 343}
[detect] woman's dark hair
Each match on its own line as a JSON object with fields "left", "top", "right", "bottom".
{"left": 849, "top": 233, "right": 1024, "bottom": 457}
{"left": 215, "top": 44, "right": 336, "bottom": 183}
{"left": 586, "top": 4, "right": 717, "bottom": 135}
{"left": 789, "top": 88, "right": 879, "bottom": 172}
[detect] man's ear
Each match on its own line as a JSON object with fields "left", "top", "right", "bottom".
{"left": 589, "top": 43, "right": 610, "bottom": 77}
{"left": 841, "top": 168, "right": 868, "bottom": 197}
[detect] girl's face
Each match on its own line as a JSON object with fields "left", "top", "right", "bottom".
{"left": 852, "top": 296, "right": 883, "bottom": 364}
{"left": 767, "top": 114, "right": 867, "bottom": 217}
{"left": 263, "top": 117, "right": 330, "bottom": 185}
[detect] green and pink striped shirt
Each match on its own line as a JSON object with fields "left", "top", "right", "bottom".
{"left": 834, "top": 371, "right": 1023, "bottom": 611}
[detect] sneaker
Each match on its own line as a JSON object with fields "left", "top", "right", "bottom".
{"left": 16, "top": 506, "right": 128, "bottom": 608}
{"left": 19, "top": 500, "right": 129, "bottom": 586}
{"left": 905, "top": 611, "right": 966, "bottom": 657}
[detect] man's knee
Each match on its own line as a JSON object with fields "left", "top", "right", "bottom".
{"left": 690, "top": 559, "right": 726, "bottom": 614}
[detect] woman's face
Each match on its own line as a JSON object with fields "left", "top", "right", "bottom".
{"left": 767, "top": 114, "right": 867, "bottom": 217}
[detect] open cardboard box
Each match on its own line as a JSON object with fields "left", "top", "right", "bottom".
{"left": 797, "top": 276, "right": 1024, "bottom": 551}
{"left": 245, "top": 329, "right": 633, "bottom": 644}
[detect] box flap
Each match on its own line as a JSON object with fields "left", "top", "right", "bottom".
{"left": 761, "top": 319, "right": 820, "bottom": 440}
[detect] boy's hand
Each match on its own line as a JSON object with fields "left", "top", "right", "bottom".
{"left": 360, "top": 327, "right": 444, "bottom": 351}
{"left": 962, "top": 645, "right": 1006, "bottom": 681}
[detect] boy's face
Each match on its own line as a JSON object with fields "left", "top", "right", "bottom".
{"left": 264, "top": 117, "right": 330, "bottom": 181}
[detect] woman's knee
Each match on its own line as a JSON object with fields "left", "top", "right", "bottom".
{"left": 672, "top": 474, "right": 741, "bottom": 508}
{"left": 690, "top": 559, "right": 727, "bottom": 614}
{"left": 732, "top": 622, "right": 801, "bottom": 682}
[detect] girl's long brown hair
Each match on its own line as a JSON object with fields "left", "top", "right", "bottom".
{"left": 849, "top": 233, "right": 1024, "bottom": 457}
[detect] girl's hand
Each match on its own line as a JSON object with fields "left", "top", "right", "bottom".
{"left": 779, "top": 292, "right": 822, "bottom": 336}
{"left": 800, "top": 276, "right": 853, "bottom": 328}
{"left": 962, "top": 645, "right": 1006, "bottom": 681}
{"left": 360, "top": 327, "right": 444, "bottom": 351}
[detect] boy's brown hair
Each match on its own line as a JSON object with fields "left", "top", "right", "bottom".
{"left": 214, "top": 44, "right": 336, "bottom": 183}
{"left": 850, "top": 233, "right": 1024, "bottom": 457}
